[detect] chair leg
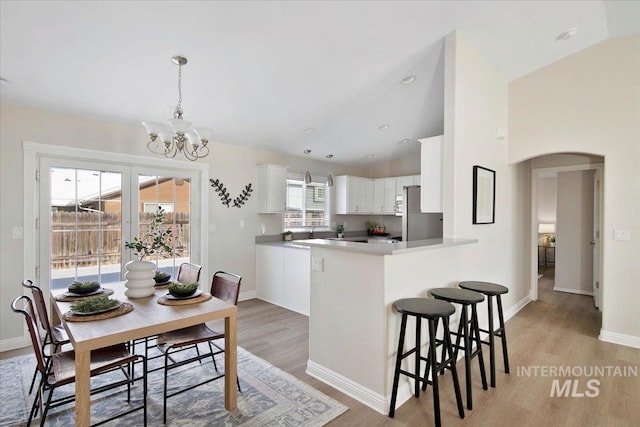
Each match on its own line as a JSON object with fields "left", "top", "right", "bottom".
{"left": 496, "top": 295, "right": 510, "bottom": 374}
{"left": 472, "top": 304, "right": 488, "bottom": 390}
{"left": 39, "top": 387, "right": 56, "bottom": 427}
{"left": 422, "top": 317, "right": 439, "bottom": 391}
{"left": 461, "top": 305, "right": 473, "bottom": 410}
{"left": 163, "top": 351, "right": 170, "bottom": 424}
{"left": 487, "top": 295, "right": 496, "bottom": 388}
{"left": 388, "top": 313, "right": 407, "bottom": 418}
{"left": 443, "top": 317, "right": 465, "bottom": 419}
{"left": 428, "top": 318, "right": 442, "bottom": 427}
{"left": 142, "top": 356, "right": 148, "bottom": 427}
{"left": 414, "top": 315, "right": 421, "bottom": 398}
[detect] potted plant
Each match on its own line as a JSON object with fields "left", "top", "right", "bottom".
{"left": 336, "top": 224, "right": 345, "bottom": 238}
{"left": 365, "top": 221, "right": 376, "bottom": 236}
{"left": 547, "top": 235, "right": 556, "bottom": 247}
{"left": 283, "top": 230, "right": 294, "bottom": 241}
{"left": 124, "top": 207, "right": 174, "bottom": 298}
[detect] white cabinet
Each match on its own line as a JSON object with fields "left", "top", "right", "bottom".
{"left": 282, "top": 248, "right": 311, "bottom": 316}
{"left": 256, "top": 244, "right": 284, "bottom": 305}
{"left": 412, "top": 175, "right": 421, "bottom": 185}
{"left": 419, "top": 135, "right": 443, "bottom": 212}
{"left": 256, "top": 164, "right": 288, "bottom": 213}
{"left": 256, "top": 244, "right": 310, "bottom": 316}
{"left": 374, "top": 178, "right": 397, "bottom": 214}
{"left": 335, "top": 175, "right": 374, "bottom": 214}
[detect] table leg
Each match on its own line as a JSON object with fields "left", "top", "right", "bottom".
{"left": 75, "top": 350, "right": 91, "bottom": 426}
{"left": 224, "top": 312, "right": 238, "bottom": 410}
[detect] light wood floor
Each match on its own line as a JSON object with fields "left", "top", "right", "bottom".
{"left": 237, "top": 266, "right": 640, "bottom": 426}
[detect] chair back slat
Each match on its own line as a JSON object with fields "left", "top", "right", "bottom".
{"left": 22, "top": 279, "right": 54, "bottom": 336}
{"left": 11, "top": 296, "right": 48, "bottom": 375}
{"left": 176, "top": 263, "right": 202, "bottom": 284}
{"left": 211, "top": 271, "right": 241, "bottom": 305}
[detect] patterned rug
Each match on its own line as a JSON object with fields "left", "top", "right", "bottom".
{"left": 0, "top": 346, "right": 347, "bottom": 426}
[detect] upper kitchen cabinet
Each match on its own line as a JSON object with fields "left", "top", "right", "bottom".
{"left": 419, "top": 135, "right": 443, "bottom": 212}
{"left": 256, "top": 164, "right": 288, "bottom": 213}
{"left": 335, "top": 175, "right": 374, "bottom": 214}
{"left": 373, "top": 178, "right": 397, "bottom": 214}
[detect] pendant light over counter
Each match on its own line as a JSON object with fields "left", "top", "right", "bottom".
{"left": 303, "top": 149, "right": 334, "bottom": 187}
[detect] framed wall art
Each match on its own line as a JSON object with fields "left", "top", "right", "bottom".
{"left": 472, "top": 165, "right": 495, "bottom": 224}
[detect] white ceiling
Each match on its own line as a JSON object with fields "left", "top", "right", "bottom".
{"left": 1, "top": 1, "right": 638, "bottom": 166}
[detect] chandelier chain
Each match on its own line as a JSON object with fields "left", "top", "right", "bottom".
{"left": 177, "top": 62, "right": 182, "bottom": 112}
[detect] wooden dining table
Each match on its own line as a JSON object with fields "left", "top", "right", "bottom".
{"left": 50, "top": 282, "right": 238, "bottom": 427}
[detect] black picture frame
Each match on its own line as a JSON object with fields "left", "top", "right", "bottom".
{"left": 472, "top": 165, "right": 495, "bottom": 224}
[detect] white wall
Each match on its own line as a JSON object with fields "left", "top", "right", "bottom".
{"left": 537, "top": 176, "right": 557, "bottom": 224}
{"left": 509, "top": 35, "right": 640, "bottom": 344}
{"left": 0, "top": 103, "right": 376, "bottom": 346}
{"left": 555, "top": 170, "right": 595, "bottom": 295}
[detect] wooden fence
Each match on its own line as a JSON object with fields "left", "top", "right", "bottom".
{"left": 51, "top": 211, "right": 191, "bottom": 269}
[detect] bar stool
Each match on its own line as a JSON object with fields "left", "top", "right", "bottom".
{"left": 458, "top": 281, "right": 510, "bottom": 387}
{"left": 389, "top": 298, "right": 464, "bottom": 427}
{"left": 428, "top": 288, "right": 488, "bottom": 410}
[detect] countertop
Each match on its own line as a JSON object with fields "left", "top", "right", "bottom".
{"left": 256, "top": 241, "right": 311, "bottom": 250}
{"left": 261, "top": 237, "right": 478, "bottom": 255}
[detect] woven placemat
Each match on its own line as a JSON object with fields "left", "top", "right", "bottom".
{"left": 54, "top": 288, "right": 114, "bottom": 302}
{"left": 157, "top": 293, "right": 212, "bottom": 306}
{"left": 62, "top": 302, "right": 133, "bottom": 322}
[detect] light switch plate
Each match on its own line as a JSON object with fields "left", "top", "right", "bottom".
{"left": 311, "top": 257, "right": 323, "bottom": 272}
{"left": 613, "top": 229, "right": 631, "bottom": 241}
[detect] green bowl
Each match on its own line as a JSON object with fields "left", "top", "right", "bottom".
{"left": 68, "top": 281, "right": 100, "bottom": 294}
{"left": 168, "top": 282, "right": 199, "bottom": 297}
{"left": 154, "top": 271, "right": 171, "bottom": 283}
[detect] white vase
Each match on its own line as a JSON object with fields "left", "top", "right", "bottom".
{"left": 338, "top": 233, "right": 344, "bottom": 238}
{"left": 124, "top": 260, "right": 156, "bottom": 298}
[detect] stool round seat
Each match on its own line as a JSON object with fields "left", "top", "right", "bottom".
{"left": 394, "top": 298, "right": 455, "bottom": 318}
{"left": 430, "top": 288, "right": 484, "bottom": 304}
{"left": 459, "top": 281, "right": 508, "bottom": 296}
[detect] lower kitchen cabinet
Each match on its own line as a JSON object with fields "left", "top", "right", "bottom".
{"left": 256, "top": 244, "right": 310, "bottom": 316}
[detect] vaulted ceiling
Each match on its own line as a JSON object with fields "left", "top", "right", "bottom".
{"left": 1, "top": 1, "right": 638, "bottom": 165}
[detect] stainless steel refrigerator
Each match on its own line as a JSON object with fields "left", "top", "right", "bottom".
{"left": 399, "top": 186, "right": 443, "bottom": 241}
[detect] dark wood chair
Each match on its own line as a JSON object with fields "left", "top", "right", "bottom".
{"left": 11, "top": 295, "right": 147, "bottom": 427}
{"left": 156, "top": 271, "right": 241, "bottom": 424}
{"left": 176, "top": 262, "right": 202, "bottom": 283}
{"left": 21, "top": 279, "right": 71, "bottom": 394}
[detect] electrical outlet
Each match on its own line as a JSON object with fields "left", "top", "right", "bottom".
{"left": 312, "top": 257, "right": 324, "bottom": 272}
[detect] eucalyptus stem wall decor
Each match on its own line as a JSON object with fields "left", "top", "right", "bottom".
{"left": 210, "top": 179, "right": 253, "bottom": 208}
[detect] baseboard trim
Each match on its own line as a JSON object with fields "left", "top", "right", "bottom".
{"left": 238, "top": 290, "right": 256, "bottom": 302}
{"left": 503, "top": 294, "right": 532, "bottom": 322}
{"left": 553, "top": 286, "right": 593, "bottom": 296}
{"left": 599, "top": 330, "right": 640, "bottom": 349}
{"left": 0, "top": 335, "right": 29, "bottom": 353}
{"left": 307, "top": 360, "right": 394, "bottom": 414}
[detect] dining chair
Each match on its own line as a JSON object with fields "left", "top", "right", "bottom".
{"left": 176, "top": 262, "right": 202, "bottom": 283}
{"left": 11, "top": 295, "right": 148, "bottom": 427}
{"left": 156, "top": 271, "right": 242, "bottom": 424}
{"left": 133, "top": 262, "right": 202, "bottom": 361}
{"left": 21, "top": 279, "right": 71, "bottom": 394}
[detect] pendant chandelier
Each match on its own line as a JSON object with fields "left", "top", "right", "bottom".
{"left": 142, "top": 56, "right": 212, "bottom": 161}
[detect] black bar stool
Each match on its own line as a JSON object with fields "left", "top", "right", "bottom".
{"left": 458, "top": 281, "right": 510, "bottom": 387}
{"left": 389, "top": 298, "right": 464, "bottom": 427}
{"left": 428, "top": 288, "right": 488, "bottom": 410}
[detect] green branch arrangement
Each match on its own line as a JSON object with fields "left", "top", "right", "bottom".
{"left": 124, "top": 207, "right": 173, "bottom": 260}
{"left": 210, "top": 179, "right": 253, "bottom": 208}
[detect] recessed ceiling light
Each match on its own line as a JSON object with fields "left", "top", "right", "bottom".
{"left": 303, "top": 127, "right": 315, "bottom": 134}
{"left": 401, "top": 75, "right": 416, "bottom": 85}
{"left": 304, "top": 149, "right": 312, "bottom": 155}
{"left": 378, "top": 124, "right": 390, "bottom": 131}
{"left": 399, "top": 139, "right": 411, "bottom": 144}
{"left": 556, "top": 28, "right": 577, "bottom": 41}
{"left": 326, "top": 154, "right": 334, "bottom": 159}
{"left": 364, "top": 153, "right": 375, "bottom": 159}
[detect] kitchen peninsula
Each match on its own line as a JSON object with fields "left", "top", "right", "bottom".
{"left": 293, "top": 237, "right": 477, "bottom": 414}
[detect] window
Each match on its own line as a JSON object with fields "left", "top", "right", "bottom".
{"left": 284, "top": 176, "right": 329, "bottom": 229}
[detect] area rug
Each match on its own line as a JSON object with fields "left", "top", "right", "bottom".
{"left": 0, "top": 346, "right": 347, "bottom": 426}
